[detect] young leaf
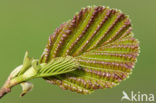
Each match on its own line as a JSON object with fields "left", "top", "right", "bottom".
{"left": 0, "top": 6, "right": 140, "bottom": 99}
{"left": 41, "top": 6, "right": 139, "bottom": 94}
{"left": 37, "top": 56, "right": 79, "bottom": 77}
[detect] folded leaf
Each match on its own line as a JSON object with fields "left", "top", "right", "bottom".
{"left": 0, "top": 6, "right": 140, "bottom": 99}
{"left": 40, "top": 6, "right": 140, "bottom": 94}
{"left": 37, "top": 56, "right": 79, "bottom": 77}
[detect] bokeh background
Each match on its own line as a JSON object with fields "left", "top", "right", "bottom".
{"left": 0, "top": 0, "right": 155, "bottom": 103}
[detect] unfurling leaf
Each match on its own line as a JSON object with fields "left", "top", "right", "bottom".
{"left": 37, "top": 56, "right": 79, "bottom": 77}
{"left": 40, "top": 6, "right": 139, "bottom": 94}
{"left": 0, "top": 6, "right": 140, "bottom": 99}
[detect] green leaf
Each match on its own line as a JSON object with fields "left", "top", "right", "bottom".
{"left": 37, "top": 56, "right": 79, "bottom": 77}
{"left": 40, "top": 6, "right": 140, "bottom": 94}
{"left": 0, "top": 6, "right": 140, "bottom": 99}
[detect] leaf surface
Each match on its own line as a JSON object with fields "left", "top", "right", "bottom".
{"left": 38, "top": 56, "right": 79, "bottom": 77}
{"left": 40, "top": 6, "right": 139, "bottom": 94}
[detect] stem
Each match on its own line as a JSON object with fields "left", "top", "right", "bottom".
{"left": 0, "top": 66, "right": 37, "bottom": 99}
{"left": 0, "top": 88, "right": 11, "bottom": 99}
{"left": 0, "top": 52, "right": 38, "bottom": 99}
{"left": 0, "top": 80, "right": 11, "bottom": 99}
{"left": 0, "top": 77, "right": 21, "bottom": 98}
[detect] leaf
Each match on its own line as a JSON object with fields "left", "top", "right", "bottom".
{"left": 0, "top": 6, "right": 140, "bottom": 99}
{"left": 37, "top": 56, "right": 79, "bottom": 77}
{"left": 40, "top": 6, "right": 139, "bottom": 94}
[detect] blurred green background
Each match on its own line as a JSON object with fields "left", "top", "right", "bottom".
{"left": 0, "top": 0, "right": 155, "bottom": 103}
